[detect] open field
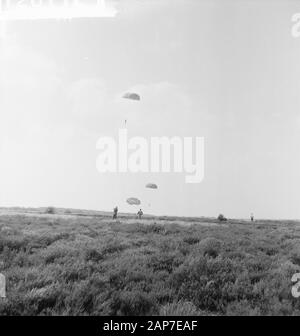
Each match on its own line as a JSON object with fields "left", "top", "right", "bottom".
{"left": 0, "top": 208, "right": 300, "bottom": 316}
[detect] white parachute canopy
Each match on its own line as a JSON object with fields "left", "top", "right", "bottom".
{"left": 123, "top": 92, "right": 141, "bottom": 101}
{"left": 126, "top": 197, "right": 141, "bottom": 206}
{"left": 145, "top": 183, "right": 158, "bottom": 189}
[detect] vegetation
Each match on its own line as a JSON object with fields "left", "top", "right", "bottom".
{"left": 218, "top": 214, "right": 227, "bottom": 222}
{"left": 0, "top": 209, "right": 300, "bottom": 316}
{"left": 45, "top": 207, "right": 55, "bottom": 215}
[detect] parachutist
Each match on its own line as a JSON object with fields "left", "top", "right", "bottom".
{"left": 113, "top": 206, "right": 118, "bottom": 219}
{"left": 137, "top": 209, "right": 143, "bottom": 219}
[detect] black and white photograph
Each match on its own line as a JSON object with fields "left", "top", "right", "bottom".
{"left": 0, "top": 0, "right": 300, "bottom": 320}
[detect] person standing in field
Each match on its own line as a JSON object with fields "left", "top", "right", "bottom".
{"left": 113, "top": 206, "right": 118, "bottom": 219}
{"left": 137, "top": 209, "right": 143, "bottom": 219}
{"left": 251, "top": 213, "right": 254, "bottom": 222}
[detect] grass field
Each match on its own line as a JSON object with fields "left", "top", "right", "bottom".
{"left": 0, "top": 208, "right": 300, "bottom": 316}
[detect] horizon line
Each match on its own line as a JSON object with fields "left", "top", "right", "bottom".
{"left": 0, "top": 206, "right": 299, "bottom": 222}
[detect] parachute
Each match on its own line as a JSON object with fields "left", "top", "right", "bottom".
{"left": 123, "top": 92, "right": 140, "bottom": 101}
{"left": 145, "top": 183, "right": 158, "bottom": 189}
{"left": 126, "top": 197, "right": 141, "bottom": 205}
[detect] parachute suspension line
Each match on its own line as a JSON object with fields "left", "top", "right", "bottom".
{"left": 122, "top": 91, "right": 140, "bottom": 130}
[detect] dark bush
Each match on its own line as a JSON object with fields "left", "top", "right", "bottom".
{"left": 45, "top": 207, "right": 55, "bottom": 215}
{"left": 218, "top": 214, "right": 227, "bottom": 222}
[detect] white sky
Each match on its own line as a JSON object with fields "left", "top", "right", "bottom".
{"left": 1, "top": 0, "right": 300, "bottom": 219}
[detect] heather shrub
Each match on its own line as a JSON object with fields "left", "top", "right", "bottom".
{"left": 197, "top": 237, "right": 222, "bottom": 258}
{"left": 110, "top": 290, "right": 158, "bottom": 316}
{"left": 1, "top": 212, "right": 300, "bottom": 316}
{"left": 159, "top": 300, "right": 203, "bottom": 316}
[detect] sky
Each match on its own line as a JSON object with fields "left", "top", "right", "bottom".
{"left": 0, "top": 0, "right": 300, "bottom": 219}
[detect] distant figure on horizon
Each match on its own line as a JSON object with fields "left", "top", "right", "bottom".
{"left": 137, "top": 209, "right": 143, "bottom": 219}
{"left": 251, "top": 213, "right": 254, "bottom": 222}
{"left": 113, "top": 206, "right": 118, "bottom": 219}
